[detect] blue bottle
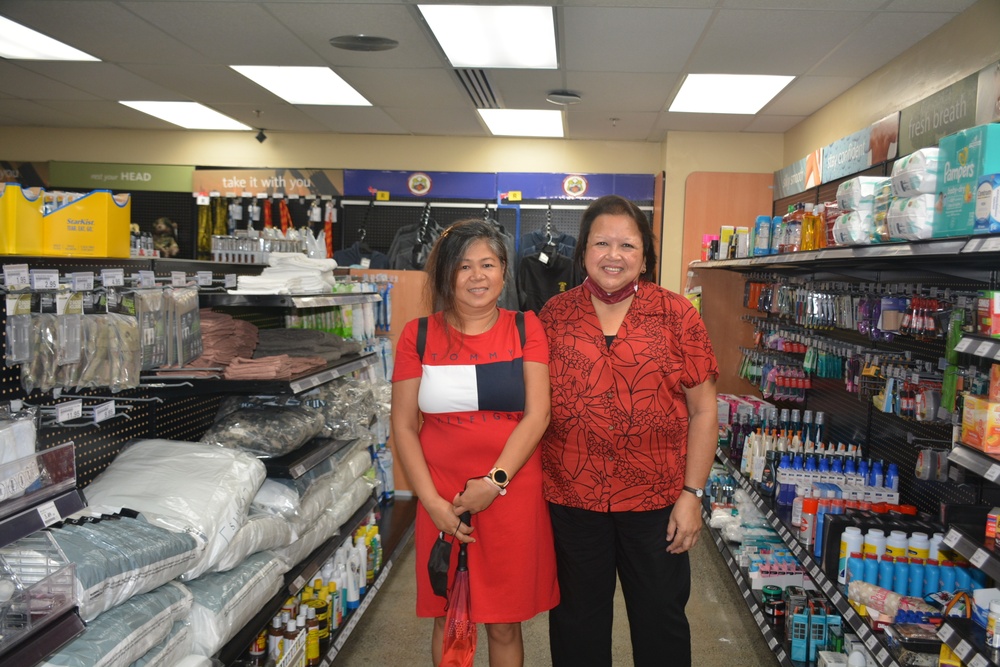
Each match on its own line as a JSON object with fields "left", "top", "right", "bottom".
{"left": 924, "top": 559, "right": 940, "bottom": 594}
{"left": 868, "top": 460, "right": 883, "bottom": 487}
{"left": 863, "top": 553, "right": 879, "bottom": 584}
{"left": 893, "top": 557, "right": 910, "bottom": 595}
{"left": 955, "top": 564, "right": 971, "bottom": 591}
{"left": 777, "top": 455, "right": 794, "bottom": 506}
{"left": 885, "top": 463, "right": 899, "bottom": 492}
{"left": 847, "top": 552, "right": 865, "bottom": 584}
{"left": 939, "top": 561, "right": 956, "bottom": 593}
{"left": 858, "top": 460, "right": 869, "bottom": 487}
{"left": 908, "top": 558, "right": 924, "bottom": 598}
{"left": 878, "top": 555, "right": 895, "bottom": 588}
{"left": 970, "top": 565, "right": 987, "bottom": 589}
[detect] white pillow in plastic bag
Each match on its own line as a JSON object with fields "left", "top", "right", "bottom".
{"left": 208, "top": 513, "right": 295, "bottom": 574}
{"left": 84, "top": 439, "right": 266, "bottom": 581}
{"left": 131, "top": 621, "right": 192, "bottom": 667}
{"left": 185, "top": 550, "right": 288, "bottom": 657}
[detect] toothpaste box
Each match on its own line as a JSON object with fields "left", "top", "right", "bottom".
{"left": 933, "top": 123, "right": 1000, "bottom": 238}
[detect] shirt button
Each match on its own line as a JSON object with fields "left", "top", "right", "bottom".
{"left": 608, "top": 454, "right": 614, "bottom": 460}
{"left": 606, "top": 391, "right": 613, "bottom": 399}
{"left": 608, "top": 425, "right": 614, "bottom": 431}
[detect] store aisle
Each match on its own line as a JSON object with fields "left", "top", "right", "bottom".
{"left": 336, "top": 524, "right": 776, "bottom": 666}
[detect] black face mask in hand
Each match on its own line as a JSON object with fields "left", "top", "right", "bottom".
{"left": 428, "top": 532, "right": 454, "bottom": 597}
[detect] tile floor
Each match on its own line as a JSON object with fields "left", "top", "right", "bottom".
{"left": 334, "top": 525, "right": 778, "bottom": 666}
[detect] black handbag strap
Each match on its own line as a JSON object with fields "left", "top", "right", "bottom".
{"left": 416, "top": 311, "right": 524, "bottom": 361}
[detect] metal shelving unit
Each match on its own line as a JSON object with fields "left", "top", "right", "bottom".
{"left": 948, "top": 442, "right": 1000, "bottom": 485}
{"left": 702, "top": 507, "right": 792, "bottom": 666}
{"left": 937, "top": 618, "right": 1000, "bottom": 667}
{"left": 714, "top": 449, "right": 901, "bottom": 667}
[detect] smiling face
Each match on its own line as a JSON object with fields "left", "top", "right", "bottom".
{"left": 583, "top": 212, "right": 645, "bottom": 294}
{"left": 452, "top": 238, "right": 505, "bottom": 314}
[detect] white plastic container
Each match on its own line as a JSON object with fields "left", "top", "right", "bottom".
{"left": 863, "top": 528, "right": 886, "bottom": 558}
{"left": 886, "top": 530, "right": 908, "bottom": 558}
{"left": 839, "top": 526, "right": 864, "bottom": 585}
{"left": 907, "top": 532, "right": 930, "bottom": 560}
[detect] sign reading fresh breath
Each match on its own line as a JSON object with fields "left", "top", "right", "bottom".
{"left": 898, "top": 73, "right": 978, "bottom": 156}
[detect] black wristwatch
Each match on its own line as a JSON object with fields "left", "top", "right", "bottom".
{"left": 682, "top": 485, "right": 704, "bottom": 498}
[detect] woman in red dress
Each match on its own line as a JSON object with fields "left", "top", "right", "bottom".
{"left": 392, "top": 219, "right": 559, "bottom": 666}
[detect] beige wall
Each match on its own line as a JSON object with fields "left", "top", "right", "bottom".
{"left": 784, "top": 0, "right": 1000, "bottom": 163}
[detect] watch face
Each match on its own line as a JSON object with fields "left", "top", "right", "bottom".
{"left": 492, "top": 468, "right": 509, "bottom": 486}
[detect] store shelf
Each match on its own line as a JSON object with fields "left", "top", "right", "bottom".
{"left": 937, "top": 617, "right": 1000, "bottom": 667}
{"left": 713, "top": 449, "right": 901, "bottom": 667}
{"left": 215, "top": 496, "right": 416, "bottom": 666}
{"left": 0, "top": 608, "right": 86, "bottom": 667}
{"left": 941, "top": 524, "right": 1000, "bottom": 583}
{"left": 696, "top": 238, "right": 973, "bottom": 271}
{"left": 263, "top": 437, "right": 361, "bottom": 479}
{"left": 199, "top": 292, "right": 381, "bottom": 309}
{"left": 140, "top": 351, "right": 378, "bottom": 396}
{"left": 948, "top": 443, "right": 1000, "bottom": 486}
{"left": 701, "top": 507, "right": 792, "bottom": 667}
{"left": 953, "top": 334, "right": 1000, "bottom": 361}
{"left": 0, "top": 489, "right": 86, "bottom": 549}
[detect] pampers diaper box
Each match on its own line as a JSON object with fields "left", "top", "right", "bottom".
{"left": 933, "top": 123, "right": 1000, "bottom": 238}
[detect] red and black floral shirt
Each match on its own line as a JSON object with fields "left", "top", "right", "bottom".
{"left": 538, "top": 281, "right": 718, "bottom": 512}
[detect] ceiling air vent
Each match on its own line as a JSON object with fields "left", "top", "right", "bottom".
{"left": 455, "top": 68, "right": 502, "bottom": 109}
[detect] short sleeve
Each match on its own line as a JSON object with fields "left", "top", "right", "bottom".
{"left": 521, "top": 310, "right": 549, "bottom": 365}
{"left": 678, "top": 301, "right": 719, "bottom": 389}
{"left": 392, "top": 318, "right": 423, "bottom": 383}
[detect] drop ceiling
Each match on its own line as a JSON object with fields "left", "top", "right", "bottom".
{"left": 0, "top": 0, "right": 977, "bottom": 142}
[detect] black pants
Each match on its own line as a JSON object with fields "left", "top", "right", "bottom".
{"left": 548, "top": 503, "right": 691, "bottom": 667}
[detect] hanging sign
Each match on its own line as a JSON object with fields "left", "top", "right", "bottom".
{"left": 821, "top": 112, "right": 899, "bottom": 183}
{"left": 193, "top": 168, "right": 343, "bottom": 197}
{"left": 0, "top": 161, "right": 49, "bottom": 187}
{"left": 976, "top": 60, "right": 1000, "bottom": 125}
{"left": 343, "top": 170, "right": 496, "bottom": 199}
{"left": 51, "top": 162, "right": 194, "bottom": 192}
{"left": 898, "top": 72, "right": 979, "bottom": 155}
{"left": 773, "top": 150, "right": 821, "bottom": 200}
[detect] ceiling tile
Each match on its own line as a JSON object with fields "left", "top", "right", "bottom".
{"left": 0, "top": 62, "right": 96, "bottom": 100}
{"left": 687, "top": 9, "right": 872, "bottom": 75}
{"left": 15, "top": 63, "right": 181, "bottom": 101}
{"left": 566, "top": 111, "right": 659, "bottom": 141}
{"left": 383, "top": 108, "right": 489, "bottom": 137}
{"left": 0, "top": 99, "right": 108, "bottom": 127}
{"left": 336, "top": 68, "right": 470, "bottom": 109}
{"left": 655, "top": 112, "right": 755, "bottom": 133}
{"left": 562, "top": 7, "right": 713, "bottom": 73}
{"left": 297, "top": 106, "right": 409, "bottom": 134}
{"left": 210, "top": 102, "right": 332, "bottom": 133}
{"left": 123, "top": 63, "right": 280, "bottom": 104}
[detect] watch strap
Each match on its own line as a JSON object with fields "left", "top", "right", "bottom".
{"left": 682, "top": 485, "right": 704, "bottom": 498}
{"left": 483, "top": 476, "right": 507, "bottom": 496}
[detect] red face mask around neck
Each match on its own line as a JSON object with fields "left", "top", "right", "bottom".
{"left": 583, "top": 276, "right": 638, "bottom": 304}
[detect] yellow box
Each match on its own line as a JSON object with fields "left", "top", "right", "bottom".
{"left": 42, "top": 190, "right": 131, "bottom": 258}
{"left": 962, "top": 394, "right": 1000, "bottom": 452}
{"left": 0, "top": 183, "right": 45, "bottom": 255}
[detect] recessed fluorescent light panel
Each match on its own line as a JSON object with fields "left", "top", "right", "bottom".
{"left": 120, "top": 101, "right": 251, "bottom": 131}
{"left": 419, "top": 5, "right": 557, "bottom": 69}
{"left": 0, "top": 15, "right": 98, "bottom": 61}
{"left": 478, "top": 109, "right": 563, "bottom": 138}
{"left": 669, "top": 74, "right": 794, "bottom": 114}
{"left": 231, "top": 66, "right": 371, "bottom": 106}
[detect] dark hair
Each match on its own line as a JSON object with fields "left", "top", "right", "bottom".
{"left": 425, "top": 218, "right": 508, "bottom": 315}
{"left": 572, "top": 195, "right": 657, "bottom": 282}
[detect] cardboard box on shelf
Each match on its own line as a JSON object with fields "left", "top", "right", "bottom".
{"left": 42, "top": 190, "right": 131, "bottom": 258}
{"left": 0, "top": 183, "right": 45, "bottom": 255}
{"left": 979, "top": 290, "right": 1000, "bottom": 338}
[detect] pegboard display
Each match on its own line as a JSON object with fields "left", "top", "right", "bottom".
{"left": 152, "top": 394, "right": 223, "bottom": 443}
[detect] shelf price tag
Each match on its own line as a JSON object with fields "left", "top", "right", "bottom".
{"left": 980, "top": 236, "right": 1000, "bottom": 252}
{"left": 956, "top": 639, "right": 972, "bottom": 658}
{"left": 975, "top": 341, "right": 995, "bottom": 357}
{"left": 30, "top": 269, "right": 59, "bottom": 291}
{"left": 37, "top": 500, "right": 60, "bottom": 527}
{"left": 3, "top": 264, "right": 30, "bottom": 290}
{"left": 754, "top": 611, "right": 764, "bottom": 626}
{"left": 875, "top": 648, "right": 889, "bottom": 663}
{"left": 743, "top": 588, "right": 751, "bottom": 600}
{"left": 137, "top": 270, "right": 156, "bottom": 288}
{"left": 767, "top": 637, "right": 778, "bottom": 650}
{"left": 93, "top": 401, "right": 115, "bottom": 424}
{"left": 970, "top": 548, "right": 990, "bottom": 569}
{"left": 56, "top": 399, "right": 83, "bottom": 423}
{"left": 864, "top": 632, "right": 879, "bottom": 650}
{"left": 224, "top": 274, "right": 237, "bottom": 289}
{"left": 985, "top": 464, "right": 1000, "bottom": 482}
{"left": 196, "top": 271, "right": 213, "bottom": 287}
{"left": 170, "top": 271, "right": 187, "bottom": 287}
{"left": 970, "top": 654, "right": 989, "bottom": 667}
{"left": 944, "top": 529, "right": 961, "bottom": 548}
{"left": 994, "top": 346, "right": 1000, "bottom": 361}
{"left": 937, "top": 623, "right": 955, "bottom": 641}
{"left": 71, "top": 272, "right": 94, "bottom": 291}
{"left": 953, "top": 338, "right": 973, "bottom": 353}
{"left": 101, "top": 268, "right": 125, "bottom": 287}
{"left": 843, "top": 606, "right": 856, "bottom": 621}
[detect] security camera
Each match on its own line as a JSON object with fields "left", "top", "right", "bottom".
{"left": 255, "top": 130, "right": 267, "bottom": 143}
